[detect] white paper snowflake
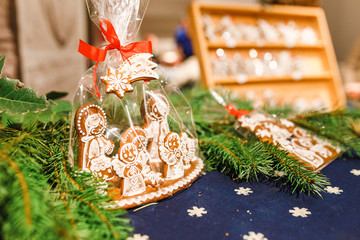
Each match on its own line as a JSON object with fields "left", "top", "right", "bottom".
{"left": 274, "top": 170, "right": 286, "bottom": 177}
{"left": 126, "top": 233, "right": 150, "bottom": 240}
{"left": 235, "top": 187, "right": 253, "bottom": 196}
{"left": 289, "top": 207, "right": 311, "bottom": 217}
{"left": 325, "top": 186, "right": 343, "bottom": 194}
{"left": 350, "top": 169, "right": 360, "bottom": 176}
{"left": 187, "top": 206, "right": 207, "bottom": 217}
{"left": 243, "top": 231, "right": 268, "bottom": 240}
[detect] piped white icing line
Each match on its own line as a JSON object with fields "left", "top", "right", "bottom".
{"left": 77, "top": 104, "right": 107, "bottom": 136}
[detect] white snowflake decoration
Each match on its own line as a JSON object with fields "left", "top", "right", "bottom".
{"left": 187, "top": 206, "right": 207, "bottom": 217}
{"left": 126, "top": 233, "right": 150, "bottom": 240}
{"left": 100, "top": 67, "right": 133, "bottom": 98}
{"left": 235, "top": 187, "right": 253, "bottom": 196}
{"left": 289, "top": 207, "right": 311, "bottom": 217}
{"left": 350, "top": 169, "right": 360, "bottom": 176}
{"left": 325, "top": 186, "right": 343, "bottom": 195}
{"left": 243, "top": 231, "right": 268, "bottom": 240}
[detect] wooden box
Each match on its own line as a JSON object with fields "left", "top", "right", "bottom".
{"left": 189, "top": 2, "right": 346, "bottom": 110}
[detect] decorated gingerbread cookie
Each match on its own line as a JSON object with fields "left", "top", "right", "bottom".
{"left": 237, "top": 113, "right": 342, "bottom": 170}
{"left": 160, "top": 132, "right": 185, "bottom": 180}
{"left": 179, "top": 132, "right": 197, "bottom": 169}
{"left": 75, "top": 103, "right": 116, "bottom": 181}
{"left": 141, "top": 92, "right": 171, "bottom": 172}
{"left": 100, "top": 53, "right": 159, "bottom": 98}
{"left": 118, "top": 126, "right": 163, "bottom": 187}
{"left": 116, "top": 143, "right": 147, "bottom": 196}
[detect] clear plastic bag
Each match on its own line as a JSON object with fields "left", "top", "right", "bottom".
{"left": 69, "top": 0, "right": 203, "bottom": 209}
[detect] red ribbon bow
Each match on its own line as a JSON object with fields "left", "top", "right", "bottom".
{"left": 78, "top": 19, "right": 153, "bottom": 98}
{"left": 225, "top": 104, "right": 251, "bottom": 118}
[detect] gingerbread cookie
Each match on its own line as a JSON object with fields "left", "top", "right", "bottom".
{"left": 237, "top": 113, "right": 342, "bottom": 170}
{"left": 159, "top": 132, "right": 185, "bottom": 180}
{"left": 75, "top": 103, "right": 116, "bottom": 181}
{"left": 179, "top": 132, "right": 197, "bottom": 169}
{"left": 141, "top": 92, "right": 171, "bottom": 172}
{"left": 115, "top": 143, "right": 146, "bottom": 197}
{"left": 100, "top": 53, "right": 159, "bottom": 98}
{"left": 119, "top": 126, "right": 163, "bottom": 187}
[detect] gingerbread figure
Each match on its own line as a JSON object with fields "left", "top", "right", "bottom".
{"left": 179, "top": 132, "right": 197, "bottom": 169}
{"left": 141, "top": 92, "right": 171, "bottom": 173}
{"left": 115, "top": 143, "right": 146, "bottom": 197}
{"left": 75, "top": 103, "right": 115, "bottom": 181}
{"left": 119, "top": 126, "right": 163, "bottom": 187}
{"left": 159, "top": 132, "right": 185, "bottom": 180}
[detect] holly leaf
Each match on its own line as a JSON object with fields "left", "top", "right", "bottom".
{"left": 0, "top": 77, "right": 52, "bottom": 114}
{"left": 0, "top": 55, "right": 5, "bottom": 73}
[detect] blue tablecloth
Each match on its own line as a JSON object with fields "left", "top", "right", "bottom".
{"left": 128, "top": 154, "right": 360, "bottom": 240}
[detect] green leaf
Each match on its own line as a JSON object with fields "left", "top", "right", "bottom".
{"left": 0, "top": 77, "right": 52, "bottom": 114}
{"left": 0, "top": 56, "right": 5, "bottom": 73}
{"left": 1, "top": 100, "right": 72, "bottom": 127}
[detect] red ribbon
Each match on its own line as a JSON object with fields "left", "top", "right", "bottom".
{"left": 225, "top": 104, "right": 251, "bottom": 118}
{"left": 78, "top": 19, "right": 153, "bottom": 98}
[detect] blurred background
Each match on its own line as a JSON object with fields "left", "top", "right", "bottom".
{"left": 0, "top": 0, "right": 359, "bottom": 103}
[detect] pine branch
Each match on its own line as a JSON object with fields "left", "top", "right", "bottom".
{"left": 292, "top": 109, "right": 360, "bottom": 155}
{"left": 197, "top": 122, "right": 273, "bottom": 181}
{"left": 0, "top": 121, "right": 132, "bottom": 240}
{"left": 260, "top": 142, "right": 330, "bottom": 197}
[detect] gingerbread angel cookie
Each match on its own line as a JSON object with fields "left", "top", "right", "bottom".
{"left": 141, "top": 92, "right": 171, "bottom": 172}
{"left": 159, "top": 132, "right": 185, "bottom": 180}
{"left": 75, "top": 103, "right": 115, "bottom": 181}
{"left": 115, "top": 143, "right": 146, "bottom": 197}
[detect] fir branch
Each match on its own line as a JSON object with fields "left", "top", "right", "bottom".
{"left": 197, "top": 122, "right": 273, "bottom": 181}
{"left": 292, "top": 109, "right": 360, "bottom": 155}
{"left": 260, "top": 142, "right": 329, "bottom": 197}
{"left": 0, "top": 121, "right": 132, "bottom": 240}
{"left": 0, "top": 152, "right": 32, "bottom": 226}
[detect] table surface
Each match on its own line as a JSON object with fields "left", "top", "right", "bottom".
{"left": 128, "top": 154, "right": 360, "bottom": 240}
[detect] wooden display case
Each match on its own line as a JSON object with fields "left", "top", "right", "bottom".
{"left": 189, "top": 2, "right": 346, "bottom": 110}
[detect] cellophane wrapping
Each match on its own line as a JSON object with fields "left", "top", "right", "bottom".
{"left": 69, "top": 0, "right": 203, "bottom": 208}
